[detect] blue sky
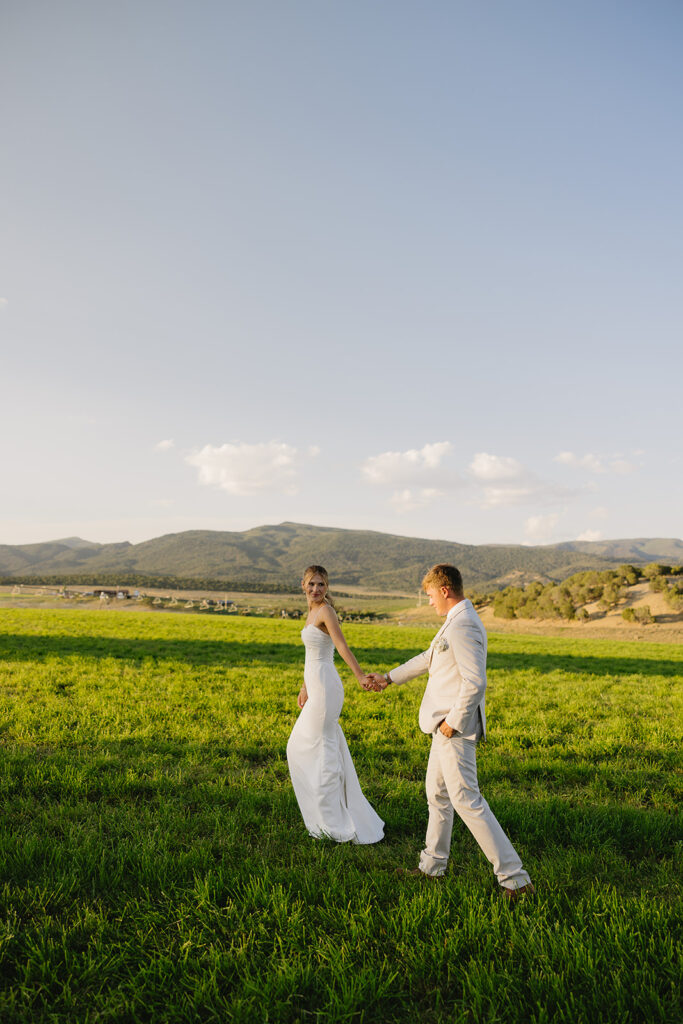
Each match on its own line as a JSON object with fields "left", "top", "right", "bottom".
{"left": 2, "top": 1, "right": 681, "bottom": 547}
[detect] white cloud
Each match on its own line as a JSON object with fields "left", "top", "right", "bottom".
{"left": 483, "top": 486, "right": 537, "bottom": 508}
{"left": 576, "top": 529, "right": 603, "bottom": 542}
{"left": 0, "top": 298, "right": 8, "bottom": 309}
{"left": 610, "top": 459, "right": 635, "bottom": 475}
{"left": 155, "top": 439, "right": 175, "bottom": 451}
{"left": 555, "top": 451, "right": 636, "bottom": 475}
{"left": 390, "top": 488, "right": 442, "bottom": 512}
{"left": 186, "top": 441, "right": 305, "bottom": 496}
{"left": 525, "top": 514, "right": 560, "bottom": 543}
{"left": 469, "top": 452, "right": 525, "bottom": 481}
{"left": 362, "top": 442, "right": 452, "bottom": 486}
{"left": 591, "top": 506, "right": 609, "bottom": 519}
{"left": 364, "top": 445, "right": 574, "bottom": 512}
{"left": 468, "top": 452, "right": 570, "bottom": 508}
{"left": 555, "top": 451, "right": 604, "bottom": 472}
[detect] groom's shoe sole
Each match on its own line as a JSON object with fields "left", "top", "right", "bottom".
{"left": 499, "top": 883, "right": 536, "bottom": 902}
{"left": 395, "top": 867, "right": 443, "bottom": 881}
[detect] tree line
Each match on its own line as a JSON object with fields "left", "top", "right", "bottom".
{"left": 484, "top": 564, "right": 683, "bottom": 623}
{"left": 0, "top": 573, "right": 298, "bottom": 594}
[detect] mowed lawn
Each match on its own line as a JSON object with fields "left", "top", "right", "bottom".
{"left": 0, "top": 608, "right": 681, "bottom": 1024}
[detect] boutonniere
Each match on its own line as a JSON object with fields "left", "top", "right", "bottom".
{"left": 435, "top": 638, "right": 449, "bottom": 654}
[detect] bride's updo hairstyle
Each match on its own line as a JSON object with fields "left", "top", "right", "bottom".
{"left": 302, "top": 565, "right": 335, "bottom": 607}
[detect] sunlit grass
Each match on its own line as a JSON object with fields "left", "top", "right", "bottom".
{"left": 0, "top": 609, "right": 681, "bottom": 1022}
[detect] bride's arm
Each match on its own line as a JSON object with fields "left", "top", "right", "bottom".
{"left": 319, "top": 605, "right": 369, "bottom": 688}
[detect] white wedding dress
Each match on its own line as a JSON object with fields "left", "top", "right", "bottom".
{"left": 286, "top": 625, "right": 384, "bottom": 844}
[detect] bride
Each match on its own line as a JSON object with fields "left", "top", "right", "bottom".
{"left": 286, "top": 565, "right": 384, "bottom": 844}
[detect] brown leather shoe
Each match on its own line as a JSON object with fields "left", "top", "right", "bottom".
{"left": 500, "top": 882, "right": 536, "bottom": 902}
{"left": 395, "top": 867, "right": 443, "bottom": 881}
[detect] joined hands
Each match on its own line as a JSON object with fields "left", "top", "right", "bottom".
{"left": 299, "top": 674, "right": 387, "bottom": 708}
{"left": 360, "top": 673, "right": 389, "bottom": 693}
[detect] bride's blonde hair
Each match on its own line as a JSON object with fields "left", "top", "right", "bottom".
{"left": 302, "top": 565, "right": 335, "bottom": 607}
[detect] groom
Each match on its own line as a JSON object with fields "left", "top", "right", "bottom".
{"left": 369, "top": 564, "right": 534, "bottom": 899}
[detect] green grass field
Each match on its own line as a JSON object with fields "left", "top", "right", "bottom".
{"left": 0, "top": 608, "right": 681, "bottom": 1023}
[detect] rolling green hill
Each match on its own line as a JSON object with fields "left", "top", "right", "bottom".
{"left": 1, "top": 522, "right": 681, "bottom": 591}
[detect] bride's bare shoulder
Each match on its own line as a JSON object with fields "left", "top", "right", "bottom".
{"left": 317, "top": 602, "right": 339, "bottom": 632}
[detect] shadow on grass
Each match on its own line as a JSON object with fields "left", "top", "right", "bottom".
{"left": 4, "top": 738, "right": 680, "bottom": 862}
{"left": 486, "top": 648, "right": 682, "bottom": 677}
{"left": 0, "top": 632, "right": 681, "bottom": 677}
{"left": 0, "top": 632, "right": 421, "bottom": 668}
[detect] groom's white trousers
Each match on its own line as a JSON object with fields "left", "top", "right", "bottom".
{"left": 419, "top": 730, "right": 531, "bottom": 888}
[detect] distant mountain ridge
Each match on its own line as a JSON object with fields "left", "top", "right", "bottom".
{"left": 554, "top": 538, "right": 683, "bottom": 561}
{"left": 1, "top": 523, "right": 681, "bottom": 591}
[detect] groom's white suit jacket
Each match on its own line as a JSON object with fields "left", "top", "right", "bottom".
{"left": 390, "top": 599, "right": 487, "bottom": 741}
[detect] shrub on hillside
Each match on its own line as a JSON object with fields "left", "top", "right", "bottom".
{"left": 621, "top": 607, "right": 636, "bottom": 622}
{"left": 493, "top": 594, "right": 517, "bottom": 619}
{"left": 634, "top": 605, "right": 654, "bottom": 624}
{"left": 615, "top": 564, "right": 642, "bottom": 585}
{"left": 600, "top": 583, "right": 623, "bottom": 609}
{"left": 642, "top": 563, "right": 671, "bottom": 579}
{"left": 664, "top": 582, "right": 683, "bottom": 611}
{"left": 521, "top": 599, "right": 543, "bottom": 619}
{"left": 493, "top": 576, "right": 593, "bottom": 621}
{"left": 566, "top": 570, "right": 605, "bottom": 605}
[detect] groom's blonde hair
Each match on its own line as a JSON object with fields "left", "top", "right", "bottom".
{"left": 422, "top": 564, "right": 464, "bottom": 596}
